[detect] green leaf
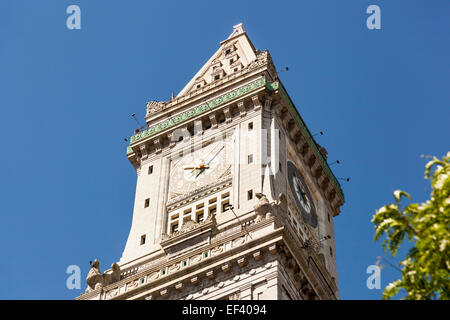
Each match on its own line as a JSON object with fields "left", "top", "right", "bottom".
{"left": 372, "top": 153, "right": 450, "bottom": 300}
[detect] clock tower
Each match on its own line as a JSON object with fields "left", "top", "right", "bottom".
{"left": 77, "top": 24, "right": 345, "bottom": 300}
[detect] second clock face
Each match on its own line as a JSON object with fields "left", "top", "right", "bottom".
{"left": 168, "top": 136, "right": 233, "bottom": 199}
{"left": 287, "top": 160, "right": 318, "bottom": 228}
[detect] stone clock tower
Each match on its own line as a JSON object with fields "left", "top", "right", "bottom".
{"left": 77, "top": 24, "right": 345, "bottom": 300}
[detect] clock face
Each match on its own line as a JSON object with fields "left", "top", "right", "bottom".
{"left": 287, "top": 160, "right": 318, "bottom": 228}
{"left": 168, "top": 136, "right": 233, "bottom": 199}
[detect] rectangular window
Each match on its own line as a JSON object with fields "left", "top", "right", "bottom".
{"left": 196, "top": 212, "right": 204, "bottom": 223}
{"left": 330, "top": 247, "right": 333, "bottom": 256}
{"left": 248, "top": 154, "right": 253, "bottom": 164}
{"left": 169, "top": 213, "right": 179, "bottom": 233}
{"left": 148, "top": 165, "right": 153, "bottom": 175}
{"left": 140, "top": 235, "right": 146, "bottom": 245}
{"left": 279, "top": 162, "right": 282, "bottom": 173}
{"left": 209, "top": 206, "right": 217, "bottom": 215}
{"left": 171, "top": 222, "right": 179, "bottom": 234}
{"left": 247, "top": 190, "right": 253, "bottom": 200}
{"left": 248, "top": 122, "right": 253, "bottom": 131}
{"left": 144, "top": 198, "right": 150, "bottom": 208}
{"left": 221, "top": 199, "right": 230, "bottom": 212}
{"left": 183, "top": 215, "right": 192, "bottom": 225}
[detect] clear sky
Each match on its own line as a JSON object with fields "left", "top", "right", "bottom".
{"left": 0, "top": 0, "right": 448, "bottom": 300}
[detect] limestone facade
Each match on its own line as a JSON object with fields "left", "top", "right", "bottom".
{"left": 77, "top": 23, "right": 344, "bottom": 300}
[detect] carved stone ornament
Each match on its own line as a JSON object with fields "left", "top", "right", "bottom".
{"left": 228, "top": 291, "right": 241, "bottom": 300}
{"left": 180, "top": 219, "right": 196, "bottom": 231}
{"left": 161, "top": 214, "right": 217, "bottom": 241}
{"left": 86, "top": 259, "right": 103, "bottom": 293}
{"left": 211, "top": 245, "right": 224, "bottom": 257}
{"left": 253, "top": 192, "right": 287, "bottom": 222}
{"left": 146, "top": 101, "right": 167, "bottom": 116}
{"left": 85, "top": 259, "right": 121, "bottom": 293}
{"left": 104, "top": 263, "right": 121, "bottom": 286}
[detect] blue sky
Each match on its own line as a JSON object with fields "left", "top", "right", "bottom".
{"left": 0, "top": 0, "right": 448, "bottom": 300}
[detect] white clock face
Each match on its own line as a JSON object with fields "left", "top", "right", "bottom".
{"left": 168, "top": 135, "right": 234, "bottom": 199}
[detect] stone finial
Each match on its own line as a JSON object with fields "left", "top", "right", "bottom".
{"left": 227, "top": 23, "right": 246, "bottom": 40}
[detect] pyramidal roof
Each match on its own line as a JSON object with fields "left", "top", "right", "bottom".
{"left": 176, "top": 23, "right": 259, "bottom": 97}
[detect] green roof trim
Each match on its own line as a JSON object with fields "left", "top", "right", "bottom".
{"left": 267, "top": 81, "right": 344, "bottom": 200}
{"left": 128, "top": 77, "right": 266, "bottom": 146}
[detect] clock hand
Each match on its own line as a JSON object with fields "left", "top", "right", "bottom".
{"left": 195, "top": 167, "right": 207, "bottom": 178}
{"left": 194, "top": 146, "right": 224, "bottom": 178}
{"left": 295, "top": 182, "right": 306, "bottom": 202}
{"left": 184, "top": 161, "right": 210, "bottom": 172}
{"left": 190, "top": 145, "right": 225, "bottom": 179}
{"left": 206, "top": 145, "right": 225, "bottom": 165}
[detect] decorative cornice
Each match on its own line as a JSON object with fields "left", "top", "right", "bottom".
{"left": 79, "top": 215, "right": 279, "bottom": 300}
{"left": 129, "top": 78, "right": 266, "bottom": 146}
{"left": 268, "top": 81, "right": 344, "bottom": 200}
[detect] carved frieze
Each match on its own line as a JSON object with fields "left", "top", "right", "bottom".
{"left": 130, "top": 78, "right": 266, "bottom": 144}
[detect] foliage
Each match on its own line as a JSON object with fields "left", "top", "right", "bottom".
{"left": 372, "top": 152, "right": 450, "bottom": 299}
